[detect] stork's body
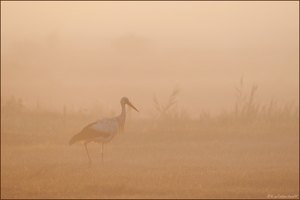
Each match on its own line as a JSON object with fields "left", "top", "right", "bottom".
{"left": 69, "top": 97, "right": 138, "bottom": 164}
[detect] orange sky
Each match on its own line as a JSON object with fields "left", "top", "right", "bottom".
{"left": 1, "top": 1, "right": 299, "bottom": 116}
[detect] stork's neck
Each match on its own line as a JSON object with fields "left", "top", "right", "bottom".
{"left": 118, "top": 103, "right": 126, "bottom": 131}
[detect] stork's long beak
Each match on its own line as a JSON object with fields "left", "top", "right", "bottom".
{"left": 127, "top": 101, "right": 139, "bottom": 112}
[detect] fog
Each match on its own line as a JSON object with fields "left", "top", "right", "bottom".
{"left": 1, "top": 2, "right": 299, "bottom": 199}
{"left": 1, "top": 1, "right": 299, "bottom": 116}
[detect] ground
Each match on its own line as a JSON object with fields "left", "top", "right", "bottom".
{"left": 1, "top": 118, "right": 299, "bottom": 199}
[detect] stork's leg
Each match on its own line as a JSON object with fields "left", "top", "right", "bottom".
{"left": 84, "top": 142, "right": 91, "bottom": 166}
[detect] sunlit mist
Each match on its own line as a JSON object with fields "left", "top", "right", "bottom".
{"left": 1, "top": 1, "right": 299, "bottom": 199}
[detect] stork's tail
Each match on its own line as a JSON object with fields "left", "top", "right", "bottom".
{"left": 69, "top": 133, "right": 81, "bottom": 145}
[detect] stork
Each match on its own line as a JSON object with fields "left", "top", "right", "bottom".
{"left": 69, "top": 97, "right": 138, "bottom": 164}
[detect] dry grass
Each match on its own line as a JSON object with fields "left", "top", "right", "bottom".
{"left": 1, "top": 108, "right": 299, "bottom": 198}
{"left": 1, "top": 84, "right": 299, "bottom": 198}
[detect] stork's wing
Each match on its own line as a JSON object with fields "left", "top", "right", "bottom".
{"left": 69, "top": 118, "right": 119, "bottom": 144}
{"left": 89, "top": 119, "right": 119, "bottom": 133}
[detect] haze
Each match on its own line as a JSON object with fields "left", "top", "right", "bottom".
{"left": 1, "top": 1, "right": 299, "bottom": 116}
{"left": 1, "top": 2, "right": 299, "bottom": 199}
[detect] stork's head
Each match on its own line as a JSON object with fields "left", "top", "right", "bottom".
{"left": 121, "top": 97, "right": 139, "bottom": 112}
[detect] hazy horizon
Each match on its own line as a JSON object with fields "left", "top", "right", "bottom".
{"left": 1, "top": 1, "right": 299, "bottom": 116}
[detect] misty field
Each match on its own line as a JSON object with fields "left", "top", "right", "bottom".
{"left": 2, "top": 1, "right": 299, "bottom": 199}
{"left": 1, "top": 102, "right": 299, "bottom": 199}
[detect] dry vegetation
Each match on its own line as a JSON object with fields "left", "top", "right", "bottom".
{"left": 1, "top": 85, "right": 299, "bottom": 199}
